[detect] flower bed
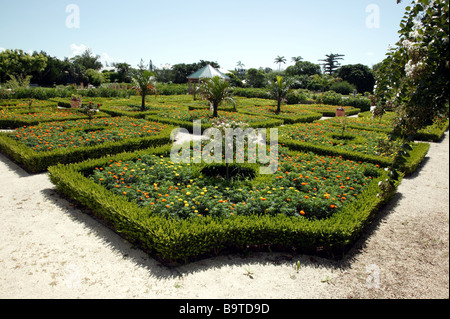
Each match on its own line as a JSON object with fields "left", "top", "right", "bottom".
{"left": 278, "top": 122, "right": 430, "bottom": 173}
{"left": 0, "top": 99, "right": 58, "bottom": 109}
{"left": 0, "top": 107, "right": 111, "bottom": 129}
{"left": 147, "top": 109, "right": 284, "bottom": 132}
{"left": 238, "top": 105, "right": 323, "bottom": 124}
{"left": 354, "top": 111, "right": 449, "bottom": 142}
{"left": 48, "top": 144, "right": 400, "bottom": 264}
{"left": 0, "top": 117, "right": 174, "bottom": 173}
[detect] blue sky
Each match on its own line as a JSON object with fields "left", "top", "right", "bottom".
{"left": 0, "top": 0, "right": 409, "bottom": 71}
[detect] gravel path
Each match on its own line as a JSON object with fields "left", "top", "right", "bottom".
{"left": 0, "top": 131, "right": 448, "bottom": 299}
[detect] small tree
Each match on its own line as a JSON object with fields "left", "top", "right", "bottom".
{"left": 80, "top": 101, "right": 100, "bottom": 129}
{"left": 268, "top": 76, "right": 294, "bottom": 114}
{"left": 319, "top": 53, "right": 345, "bottom": 75}
{"left": 196, "top": 76, "right": 235, "bottom": 118}
{"left": 131, "top": 60, "right": 157, "bottom": 111}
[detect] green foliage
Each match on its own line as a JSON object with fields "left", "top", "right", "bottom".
{"left": 337, "top": 64, "right": 375, "bottom": 94}
{"left": 316, "top": 91, "right": 343, "bottom": 106}
{"left": 0, "top": 119, "right": 174, "bottom": 173}
{"left": 196, "top": 76, "right": 236, "bottom": 117}
{"left": 246, "top": 68, "right": 268, "bottom": 88}
{"left": 319, "top": 53, "right": 345, "bottom": 75}
{"left": 47, "top": 145, "right": 400, "bottom": 264}
{"left": 131, "top": 61, "right": 157, "bottom": 111}
{"left": 86, "top": 69, "right": 105, "bottom": 87}
{"left": 374, "top": 0, "right": 449, "bottom": 136}
{"left": 268, "top": 76, "right": 294, "bottom": 114}
{"left": 329, "top": 81, "right": 356, "bottom": 95}
{"left": 0, "top": 49, "right": 47, "bottom": 83}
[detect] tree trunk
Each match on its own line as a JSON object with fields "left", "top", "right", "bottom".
{"left": 213, "top": 103, "right": 218, "bottom": 118}
{"left": 141, "top": 93, "right": 146, "bottom": 112}
{"left": 276, "top": 99, "right": 281, "bottom": 114}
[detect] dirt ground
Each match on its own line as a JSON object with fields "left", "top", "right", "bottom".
{"left": 0, "top": 131, "right": 448, "bottom": 299}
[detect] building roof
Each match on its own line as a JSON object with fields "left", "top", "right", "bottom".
{"left": 187, "top": 64, "right": 230, "bottom": 80}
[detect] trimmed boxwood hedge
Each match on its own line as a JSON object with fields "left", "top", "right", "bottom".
{"left": 330, "top": 115, "right": 449, "bottom": 142}
{"left": 145, "top": 115, "right": 285, "bottom": 133}
{"left": 0, "top": 125, "right": 175, "bottom": 173}
{"left": 239, "top": 110, "right": 323, "bottom": 125}
{"left": 47, "top": 145, "right": 401, "bottom": 265}
{"left": 100, "top": 106, "right": 158, "bottom": 119}
{"left": 0, "top": 110, "right": 111, "bottom": 129}
{"left": 278, "top": 137, "right": 430, "bottom": 175}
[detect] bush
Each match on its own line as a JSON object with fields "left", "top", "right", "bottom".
{"left": 233, "top": 87, "right": 271, "bottom": 99}
{"left": 316, "top": 91, "right": 343, "bottom": 106}
{"left": 329, "top": 81, "right": 356, "bottom": 95}
{"left": 344, "top": 97, "right": 372, "bottom": 112}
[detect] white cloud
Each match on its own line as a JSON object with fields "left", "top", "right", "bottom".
{"left": 70, "top": 43, "right": 89, "bottom": 57}
{"left": 100, "top": 52, "right": 117, "bottom": 66}
{"left": 0, "top": 47, "right": 5, "bottom": 52}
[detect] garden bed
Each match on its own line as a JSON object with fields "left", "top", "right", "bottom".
{"left": 147, "top": 109, "right": 284, "bottom": 132}
{"left": 350, "top": 111, "right": 450, "bottom": 142}
{"left": 0, "top": 116, "right": 174, "bottom": 173}
{"left": 299, "top": 104, "right": 360, "bottom": 117}
{"left": 48, "top": 144, "right": 400, "bottom": 265}
{"left": 0, "top": 107, "right": 111, "bottom": 129}
{"left": 278, "top": 122, "right": 430, "bottom": 174}
{"left": 238, "top": 105, "right": 323, "bottom": 124}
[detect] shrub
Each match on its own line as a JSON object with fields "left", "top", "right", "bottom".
{"left": 329, "top": 81, "right": 356, "bottom": 95}
{"left": 345, "top": 97, "right": 372, "bottom": 112}
{"left": 316, "top": 91, "right": 343, "bottom": 106}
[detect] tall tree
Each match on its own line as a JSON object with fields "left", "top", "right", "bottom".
{"left": 319, "top": 53, "right": 345, "bottom": 75}
{"left": 71, "top": 49, "right": 102, "bottom": 71}
{"left": 0, "top": 49, "right": 47, "bottom": 83}
{"left": 246, "top": 68, "right": 267, "bottom": 88}
{"left": 337, "top": 64, "right": 375, "bottom": 93}
{"left": 291, "top": 56, "right": 303, "bottom": 63}
{"left": 274, "top": 56, "right": 287, "bottom": 71}
{"left": 113, "top": 62, "right": 132, "bottom": 83}
{"left": 285, "top": 61, "right": 322, "bottom": 77}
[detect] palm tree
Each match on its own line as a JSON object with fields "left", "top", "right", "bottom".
{"left": 236, "top": 61, "right": 245, "bottom": 69}
{"left": 131, "top": 60, "right": 157, "bottom": 111}
{"left": 274, "top": 55, "right": 287, "bottom": 71}
{"left": 268, "top": 76, "right": 293, "bottom": 114}
{"left": 196, "top": 76, "right": 235, "bottom": 118}
{"left": 292, "top": 56, "right": 303, "bottom": 63}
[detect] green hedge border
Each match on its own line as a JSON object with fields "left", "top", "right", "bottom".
{"left": 238, "top": 110, "right": 323, "bottom": 124}
{"left": 0, "top": 111, "right": 111, "bottom": 129}
{"left": 145, "top": 115, "right": 285, "bottom": 133}
{"left": 47, "top": 145, "right": 400, "bottom": 265}
{"left": 0, "top": 125, "right": 175, "bottom": 173}
{"left": 278, "top": 137, "right": 430, "bottom": 175}
{"left": 100, "top": 106, "right": 158, "bottom": 119}
{"left": 326, "top": 118, "right": 449, "bottom": 142}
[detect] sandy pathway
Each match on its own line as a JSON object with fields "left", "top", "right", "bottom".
{"left": 0, "top": 132, "right": 448, "bottom": 299}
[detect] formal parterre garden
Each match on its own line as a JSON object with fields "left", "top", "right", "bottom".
{"left": 0, "top": 94, "right": 444, "bottom": 264}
